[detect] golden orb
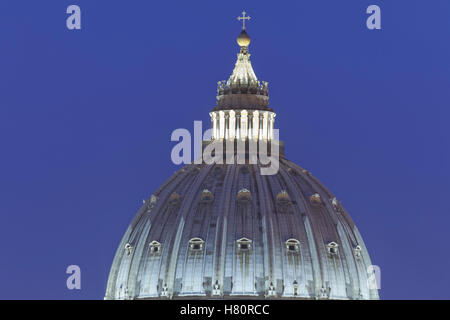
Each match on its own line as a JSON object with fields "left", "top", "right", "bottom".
{"left": 237, "top": 30, "right": 251, "bottom": 47}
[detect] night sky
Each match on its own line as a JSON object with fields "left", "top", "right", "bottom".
{"left": 0, "top": 0, "right": 449, "bottom": 299}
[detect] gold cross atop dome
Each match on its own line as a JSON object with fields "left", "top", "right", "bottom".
{"left": 237, "top": 11, "right": 251, "bottom": 30}
{"left": 236, "top": 11, "right": 251, "bottom": 47}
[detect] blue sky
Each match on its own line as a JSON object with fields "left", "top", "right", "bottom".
{"left": 0, "top": 0, "right": 449, "bottom": 299}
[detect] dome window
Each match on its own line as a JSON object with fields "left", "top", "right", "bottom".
{"left": 293, "top": 280, "right": 299, "bottom": 296}
{"left": 189, "top": 238, "right": 204, "bottom": 251}
{"left": 319, "top": 286, "right": 330, "bottom": 299}
{"left": 168, "top": 192, "right": 181, "bottom": 205}
{"left": 212, "top": 280, "right": 221, "bottom": 296}
{"left": 237, "top": 188, "right": 252, "bottom": 202}
{"left": 310, "top": 193, "right": 322, "bottom": 206}
{"left": 124, "top": 243, "right": 133, "bottom": 256}
{"left": 326, "top": 242, "right": 339, "bottom": 255}
{"left": 160, "top": 283, "right": 169, "bottom": 297}
{"left": 149, "top": 240, "right": 161, "bottom": 254}
{"left": 354, "top": 245, "right": 362, "bottom": 258}
{"left": 267, "top": 282, "right": 276, "bottom": 297}
{"left": 276, "top": 190, "right": 291, "bottom": 204}
{"left": 237, "top": 237, "right": 252, "bottom": 251}
{"left": 200, "top": 189, "right": 214, "bottom": 203}
{"left": 276, "top": 191, "right": 292, "bottom": 213}
{"left": 285, "top": 239, "right": 300, "bottom": 253}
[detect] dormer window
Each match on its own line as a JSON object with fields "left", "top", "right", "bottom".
{"left": 276, "top": 190, "right": 291, "bottom": 203}
{"left": 354, "top": 245, "right": 362, "bottom": 258}
{"left": 149, "top": 240, "right": 161, "bottom": 254}
{"left": 189, "top": 238, "right": 204, "bottom": 252}
{"left": 168, "top": 192, "right": 181, "bottom": 206}
{"left": 267, "top": 282, "right": 276, "bottom": 297}
{"left": 160, "top": 283, "right": 169, "bottom": 297}
{"left": 237, "top": 188, "right": 252, "bottom": 202}
{"left": 212, "top": 280, "right": 221, "bottom": 296}
{"left": 285, "top": 239, "right": 300, "bottom": 253}
{"left": 326, "top": 242, "right": 339, "bottom": 255}
{"left": 310, "top": 193, "right": 322, "bottom": 206}
{"left": 124, "top": 243, "right": 132, "bottom": 256}
{"left": 237, "top": 237, "right": 252, "bottom": 251}
{"left": 276, "top": 191, "right": 292, "bottom": 212}
{"left": 293, "top": 280, "right": 299, "bottom": 296}
{"left": 200, "top": 189, "right": 214, "bottom": 203}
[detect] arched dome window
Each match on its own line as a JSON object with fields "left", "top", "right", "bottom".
{"left": 326, "top": 242, "right": 339, "bottom": 255}
{"left": 285, "top": 239, "right": 300, "bottom": 253}
{"left": 277, "top": 191, "right": 292, "bottom": 213}
{"left": 200, "top": 189, "right": 214, "bottom": 203}
{"left": 160, "top": 283, "right": 169, "bottom": 297}
{"left": 168, "top": 192, "right": 181, "bottom": 205}
{"left": 212, "top": 280, "right": 221, "bottom": 296}
{"left": 237, "top": 188, "right": 252, "bottom": 202}
{"left": 277, "top": 190, "right": 291, "bottom": 203}
{"left": 310, "top": 193, "right": 322, "bottom": 206}
{"left": 149, "top": 240, "right": 161, "bottom": 254}
{"left": 124, "top": 243, "right": 133, "bottom": 256}
{"left": 267, "top": 282, "right": 276, "bottom": 297}
{"left": 293, "top": 280, "right": 299, "bottom": 296}
{"left": 189, "top": 238, "right": 204, "bottom": 251}
{"left": 354, "top": 245, "right": 362, "bottom": 258}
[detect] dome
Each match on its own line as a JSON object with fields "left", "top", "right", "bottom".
{"left": 105, "top": 158, "right": 379, "bottom": 300}
{"left": 105, "top": 13, "right": 379, "bottom": 300}
{"left": 237, "top": 30, "right": 251, "bottom": 47}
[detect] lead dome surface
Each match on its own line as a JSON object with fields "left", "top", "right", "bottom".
{"left": 105, "top": 158, "right": 378, "bottom": 300}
